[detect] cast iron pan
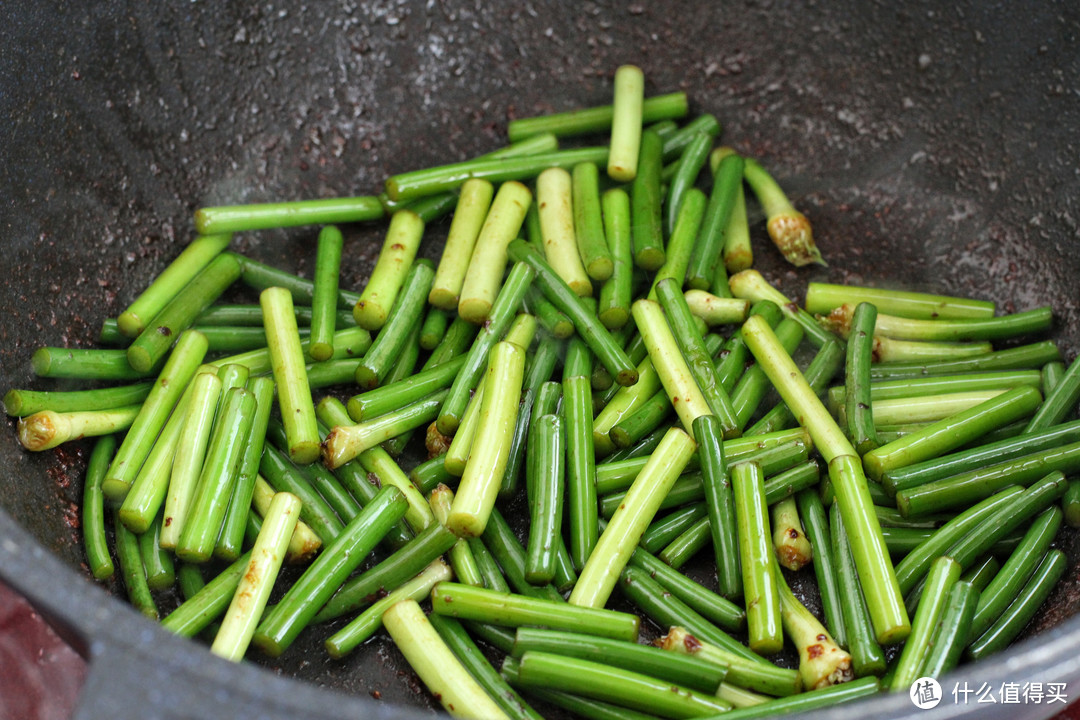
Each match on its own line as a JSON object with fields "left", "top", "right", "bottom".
{"left": 2, "top": 1, "right": 1079, "bottom": 718}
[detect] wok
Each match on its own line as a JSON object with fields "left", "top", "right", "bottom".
{"left": 1, "top": 1, "right": 1079, "bottom": 718}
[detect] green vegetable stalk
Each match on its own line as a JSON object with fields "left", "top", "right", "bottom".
{"left": 570, "top": 427, "right": 696, "bottom": 609}
{"left": 383, "top": 598, "right": 510, "bottom": 720}
{"left": 353, "top": 210, "right": 424, "bottom": 330}
{"left": 447, "top": 342, "right": 525, "bottom": 537}
{"left": 742, "top": 157, "right": 825, "bottom": 267}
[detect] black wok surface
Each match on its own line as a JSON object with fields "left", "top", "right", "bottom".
{"left": 1, "top": 1, "right": 1079, "bottom": 718}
